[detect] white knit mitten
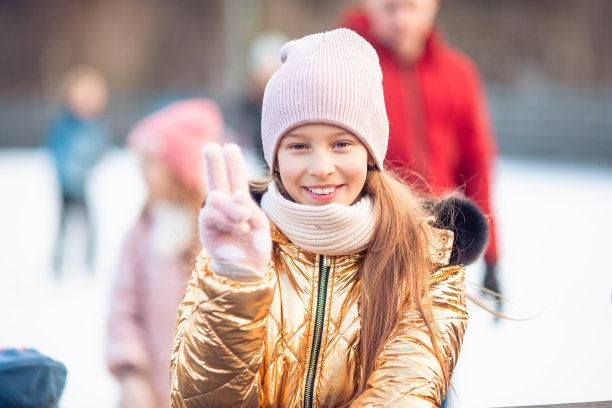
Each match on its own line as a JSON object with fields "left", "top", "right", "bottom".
{"left": 198, "top": 143, "right": 271, "bottom": 281}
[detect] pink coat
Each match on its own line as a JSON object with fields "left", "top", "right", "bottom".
{"left": 106, "top": 209, "right": 193, "bottom": 407}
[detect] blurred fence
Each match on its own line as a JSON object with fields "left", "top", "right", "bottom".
{"left": 488, "top": 82, "right": 612, "bottom": 166}
{"left": 1, "top": 83, "right": 611, "bottom": 167}
{"left": 0, "top": 91, "right": 214, "bottom": 148}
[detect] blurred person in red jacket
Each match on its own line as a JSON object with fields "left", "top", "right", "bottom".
{"left": 340, "top": 0, "right": 501, "bottom": 297}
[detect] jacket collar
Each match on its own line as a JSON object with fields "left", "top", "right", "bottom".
{"left": 271, "top": 222, "right": 453, "bottom": 268}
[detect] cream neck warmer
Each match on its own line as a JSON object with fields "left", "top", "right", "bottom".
{"left": 260, "top": 181, "right": 376, "bottom": 256}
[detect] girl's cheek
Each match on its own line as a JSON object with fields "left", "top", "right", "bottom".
{"left": 343, "top": 157, "right": 369, "bottom": 176}
{"left": 278, "top": 156, "right": 303, "bottom": 178}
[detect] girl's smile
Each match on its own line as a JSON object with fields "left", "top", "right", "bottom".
{"left": 303, "top": 184, "right": 344, "bottom": 201}
{"left": 276, "top": 123, "right": 370, "bottom": 206}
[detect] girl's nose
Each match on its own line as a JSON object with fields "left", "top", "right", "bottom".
{"left": 307, "top": 151, "right": 334, "bottom": 178}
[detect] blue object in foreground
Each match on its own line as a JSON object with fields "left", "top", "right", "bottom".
{"left": 0, "top": 348, "right": 67, "bottom": 408}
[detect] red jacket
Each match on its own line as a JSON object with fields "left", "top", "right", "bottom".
{"left": 340, "top": 9, "right": 499, "bottom": 263}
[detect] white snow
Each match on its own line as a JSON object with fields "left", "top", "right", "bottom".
{"left": 0, "top": 148, "right": 610, "bottom": 407}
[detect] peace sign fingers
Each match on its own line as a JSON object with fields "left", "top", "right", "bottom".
{"left": 199, "top": 142, "right": 271, "bottom": 280}
{"left": 223, "top": 143, "right": 249, "bottom": 194}
{"left": 203, "top": 143, "right": 230, "bottom": 194}
{"left": 202, "top": 143, "right": 249, "bottom": 195}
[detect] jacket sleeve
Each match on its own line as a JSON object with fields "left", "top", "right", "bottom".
{"left": 456, "top": 60, "right": 499, "bottom": 264}
{"left": 351, "top": 265, "right": 468, "bottom": 408}
{"left": 106, "top": 225, "right": 152, "bottom": 377}
{"left": 170, "top": 252, "right": 276, "bottom": 408}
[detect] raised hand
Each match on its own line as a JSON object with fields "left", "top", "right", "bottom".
{"left": 198, "top": 143, "right": 271, "bottom": 281}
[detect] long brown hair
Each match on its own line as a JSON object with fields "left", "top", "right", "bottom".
{"left": 249, "top": 169, "right": 448, "bottom": 402}
{"left": 348, "top": 169, "right": 447, "bottom": 402}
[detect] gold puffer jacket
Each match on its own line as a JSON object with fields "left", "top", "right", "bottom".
{"left": 170, "top": 218, "right": 470, "bottom": 408}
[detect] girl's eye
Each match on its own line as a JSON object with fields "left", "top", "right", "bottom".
{"left": 288, "top": 143, "right": 308, "bottom": 150}
{"left": 334, "top": 141, "right": 350, "bottom": 148}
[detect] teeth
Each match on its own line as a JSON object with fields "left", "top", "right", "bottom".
{"left": 308, "top": 186, "right": 336, "bottom": 195}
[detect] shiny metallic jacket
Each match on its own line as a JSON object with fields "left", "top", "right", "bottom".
{"left": 170, "top": 224, "right": 468, "bottom": 408}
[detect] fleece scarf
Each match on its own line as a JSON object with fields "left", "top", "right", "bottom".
{"left": 260, "top": 181, "right": 376, "bottom": 256}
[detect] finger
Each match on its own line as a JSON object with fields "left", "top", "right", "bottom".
{"left": 242, "top": 194, "right": 270, "bottom": 232}
{"left": 201, "top": 200, "right": 250, "bottom": 235}
{"left": 208, "top": 191, "right": 251, "bottom": 223}
{"left": 249, "top": 207, "right": 271, "bottom": 232}
{"left": 223, "top": 143, "right": 249, "bottom": 194}
{"left": 199, "top": 204, "right": 235, "bottom": 233}
{"left": 230, "top": 191, "right": 269, "bottom": 231}
{"left": 249, "top": 211, "right": 272, "bottom": 255}
{"left": 203, "top": 143, "right": 229, "bottom": 194}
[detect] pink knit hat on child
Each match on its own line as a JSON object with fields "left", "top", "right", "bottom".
{"left": 261, "top": 28, "right": 389, "bottom": 171}
{"left": 127, "top": 98, "right": 224, "bottom": 189}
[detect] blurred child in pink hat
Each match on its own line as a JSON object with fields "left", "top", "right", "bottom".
{"left": 106, "top": 98, "right": 224, "bottom": 408}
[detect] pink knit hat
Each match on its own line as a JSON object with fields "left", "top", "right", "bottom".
{"left": 127, "top": 98, "right": 224, "bottom": 189}
{"left": 261, "top": 28, "right": 389, "bottom": 171}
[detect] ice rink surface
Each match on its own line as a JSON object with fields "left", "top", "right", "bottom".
{"left": 1, "top": 148, "right": 611, "bottom": 408}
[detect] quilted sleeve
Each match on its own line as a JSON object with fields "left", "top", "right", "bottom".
{"left": 170, "top": 252, "right": 276, "bottom": 407}
{"left": 351, "top": 265, "right": 468, "bottom": 408}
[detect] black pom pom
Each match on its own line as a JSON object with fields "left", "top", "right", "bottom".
{"left": 427, "top": 196, "right": 489, "bottom": 265}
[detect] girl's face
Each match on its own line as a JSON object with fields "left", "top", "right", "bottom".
{"left": 140, "top": 154, "right": 180, "bottom": 202}
{"left": 276, "top": 123, "right": 370, "bottom": 206}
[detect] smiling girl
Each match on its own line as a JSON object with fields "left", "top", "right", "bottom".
{"left": 170, "top": 28, "right": 488, "bottom": 407}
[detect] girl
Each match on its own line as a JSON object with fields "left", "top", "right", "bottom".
{"left": 106, "top": 99, "right": 224, "bottom": 408}
{"left": 170, "top": 29, "right": 488, "bottom": 407}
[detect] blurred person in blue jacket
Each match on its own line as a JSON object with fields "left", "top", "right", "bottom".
{"left": 45, "top": 65, "right": 110, "bottom": 276}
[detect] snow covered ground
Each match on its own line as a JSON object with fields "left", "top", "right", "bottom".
{"left": 0, "top": 148, "right": 610, "bottom": 408}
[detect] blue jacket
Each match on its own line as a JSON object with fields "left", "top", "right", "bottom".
{"left": 45, "top": 109, "right": 109, "bottom": 200}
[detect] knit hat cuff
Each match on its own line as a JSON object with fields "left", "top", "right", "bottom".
{"left": 268, "top": 117, "right": 383, "bottom": 170}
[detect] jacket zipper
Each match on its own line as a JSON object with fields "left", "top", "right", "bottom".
{"left": 303, "top": 255, "right": 331, "bottom": 408}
